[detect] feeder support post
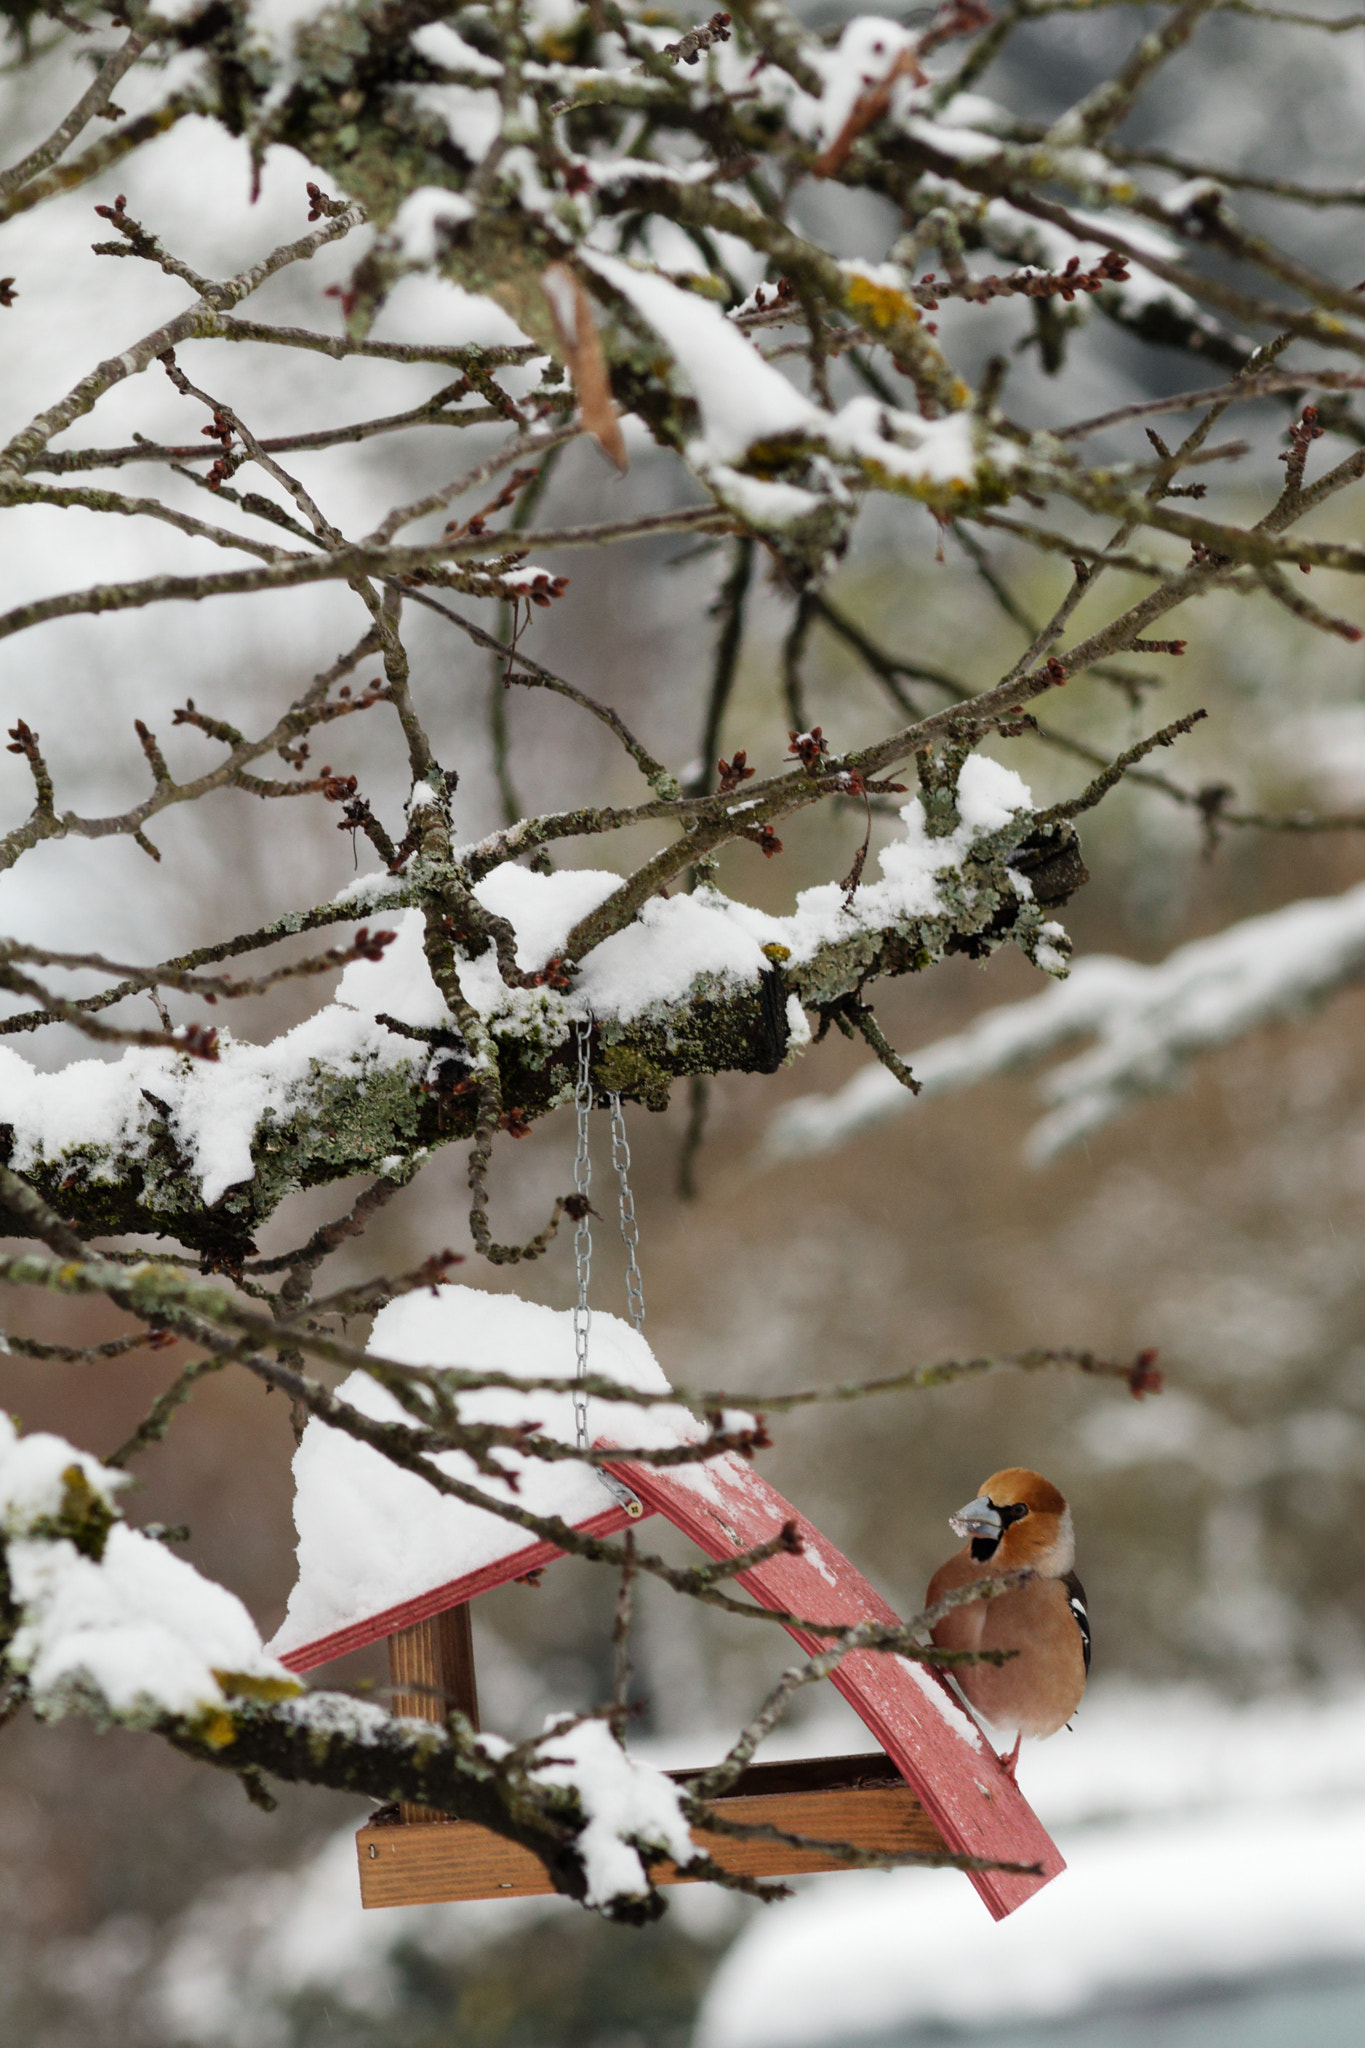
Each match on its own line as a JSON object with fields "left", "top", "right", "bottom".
{"left": 388, "top": 1607, "right": 480, "bottom": 1825}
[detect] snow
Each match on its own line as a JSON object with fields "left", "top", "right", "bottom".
{"left": 0, "top": 755, "right": 1050, "bottom": 1202}
{"left": 978, "top": 190, "right": 1205, "bottom": 322}
{"left": 407, "top": 83, "right": 505, "bottom": 162}
{"left": 0, "top": 1416, "right": 298, "bottom": 1726}
{"left": 269, "top": 1284, "right": 708, "bottom": 1661}
{"left": 582, "top": 887, "right": 785, "bottom": 1017}
{"left": 370, "top": 270, "right": 534, "bottom": 349}
{"left": 0, "top": 1416, "right": 122, "bottom": 1535}
{"left": 241, "top": 0, "right": 332, "bottom": 57}
{"left": 1160, "top": 176, "right": 1226, "bottom": 218}
{"left": 904, "top": 112, "right": 1005, "bottom": 166}
{"left": 584, "top": 251, "right": 820, "bottom": 466}
{"left": 782, "top": 19, "right": 920, "bottom": 156}
{"left": 694, "top": 1680, "right": 1365, "bottom": 2048}
{"left": 1064, "top": 205, "right": 1195, "bottom": 312}
{"left": 824, "top": 396, "right": 984, "bottom": 490}
{"left": 239, "top": 0, "right": 342, "bottom": 109}
{"left": 765, "top": 954, "right": 1137, "bottom": 1162}
{"left": 699, "top": 1799, "right": 1365, "bottom": 2046}
{"left": 900, "top": 1656, "right": 985, "bottom": 1752}
{"left": 935, "top": 92, "right": 1016, "bottom": 139}
{"left": 466, "top": 754, "right": 1035, "bottom": 1013}
{"left": 340, "top": 878, "right": 750, "bottom": 1036}
{"left": 409, "top": 22, "right": 504, "bottom": 79}
{"left": 899, "top": 151, "right": 1214, "bottom": 348}
{"left": 2, "top": 1411, "right": 705, "bottom": 1914}
{"left": 391, "top": 187, "right": 477, "bottom": 266}
{"left": 692, "top": 464, "right": 827, "bottom": 528}
{"left": 785, "top": 994, "right": 812, "bottom": 1053}
{"left": 532, "top": 1714, "right": 698, "bottom": 1904}
{"left": 582, "top": 252, "right": 998, "bottom": 503}
{"left": 955, "top": 753, "right": 1032, "bottom": 833}
{"left": 247, "top": 0, "right": 331, "bottom": 42}
{"left": 0, "top": 995, "right": 421, "bottom": 1208}
{"left": 765, "top": 875, "right": 1365, "bottom": 1163}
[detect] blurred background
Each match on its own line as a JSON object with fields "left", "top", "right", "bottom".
{"left": 4, "top": 3, "right": 1365, "bottom": 2044}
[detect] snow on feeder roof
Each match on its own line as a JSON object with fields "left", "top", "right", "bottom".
{"left": 269, "top": 1285, "right": 695, "bottom": 1669}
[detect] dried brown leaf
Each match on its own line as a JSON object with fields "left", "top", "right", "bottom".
{"left": 810, "top": 47, "right": 926, "bottom": 180}
{"left": 542, "top": 262, "right": 628, "bottom": 474}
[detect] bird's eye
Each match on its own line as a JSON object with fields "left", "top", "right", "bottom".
{"left": 998, "top": 1502, "right": 1030, "bottom": 1526}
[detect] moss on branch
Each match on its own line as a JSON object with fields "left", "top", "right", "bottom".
{"left": 1, "top": 816, "right": 1081, "bottom": 1255}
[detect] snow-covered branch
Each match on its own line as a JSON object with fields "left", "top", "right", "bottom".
{"left": 0, "top": 756, "right": 1073, "bottom": 1252}
{"left": 766, "top": 876, "right": 1365, "bottom": 1163}
{"left": 0, "top": 1410, "right": 713, "bottom": 1920}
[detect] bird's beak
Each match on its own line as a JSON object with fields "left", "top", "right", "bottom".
{"left": 949, "top": 1496, "right": 1002, "bottom": 1540}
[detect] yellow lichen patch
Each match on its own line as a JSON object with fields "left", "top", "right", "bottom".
{"left": 595, "top": 1044, "right": 670, "bottom": 1109}
{"left": 742, "top": 432, "right": 814, "bottom": 477}
{"left": 196, "top": 1707, "right": 239, "bottom": 1750}
{"left": 845, "top": 272, "right": 921, "bottom": 332}
{"left": 854, "top": 452, "right": 959, "bottom": 508}
{"left": 54, "top": 1463, "right": 116, "bottom": 1559}
{"left": 762, "top": 942, "right": 792, "bottom": 963}
{"left": 60, "top": 1463, "right": 102, "bottom": 1515}
{"left": 212, "top": 1669, "right": 304, "bottom": 1703}
{"left": 669, "top": 271, "right": 728, "bottom": 301}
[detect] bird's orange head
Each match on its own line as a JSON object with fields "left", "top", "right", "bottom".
{"left": 948, "top": 1467, "right": 1074, "bottom": 1576}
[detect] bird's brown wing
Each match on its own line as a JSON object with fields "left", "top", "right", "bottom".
{"left": 925, "top": 1547, "right": 989, "bottom": 1656}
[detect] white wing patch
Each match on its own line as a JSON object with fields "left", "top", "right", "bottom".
{"left": 1065, "top": 1571, "right": 1092, "bottom": 1674}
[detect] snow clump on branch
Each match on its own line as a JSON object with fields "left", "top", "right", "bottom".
{"left": 0, "top": 1415, "right": 299, "bottom": 1728}
{"left": 532, "top": 1714, "right": 698, "bottom": 1906}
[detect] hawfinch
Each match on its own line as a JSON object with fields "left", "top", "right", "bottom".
{"left": 925, "top": 1467, "right": 1089, "bottom": 1774}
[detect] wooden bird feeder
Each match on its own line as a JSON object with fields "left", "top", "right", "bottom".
{"left": 278, "top": 1439, "right": 1065, "bottom": 1921}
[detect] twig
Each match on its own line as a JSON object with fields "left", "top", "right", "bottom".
{"left": 1035, "top": 710, "right": 1210, "bottom": 823}
{"left": 403, "top": 585, "right": 679, "bottom": 799}
{"left": 677, "top": 1074, "right": 710, "bottom": 1200}
{"left": 0, "top": 27, "right": 151, "bottom": 198}
{"left": 611, "top": 1530, "right": 637, "bottom": 1726}
{"left": 690, "top": 538, "right": 754, "bottom": 797}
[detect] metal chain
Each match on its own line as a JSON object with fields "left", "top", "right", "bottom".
{"left": 609, "top": 1093, "right": 645, "bottom": 1333}
{"left": 572, "top": 1012, "right": 593, "bottom": 1456}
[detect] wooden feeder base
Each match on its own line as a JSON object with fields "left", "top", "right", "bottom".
{"left": 356, "top": 1750, "right": 947, "bottom": 1908}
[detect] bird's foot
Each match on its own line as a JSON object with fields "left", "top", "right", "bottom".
{"left": 998, "top": 1732, "right": 1022, "bottom": 1781}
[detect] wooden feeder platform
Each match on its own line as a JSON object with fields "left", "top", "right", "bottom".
{"left": 359, "top": 1749, "right": 946, "bottom": 1907}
